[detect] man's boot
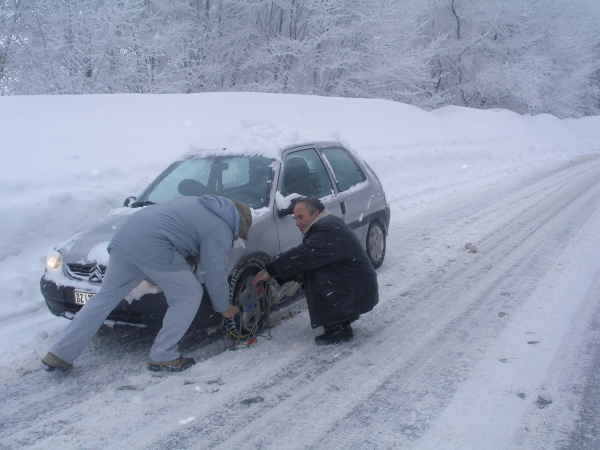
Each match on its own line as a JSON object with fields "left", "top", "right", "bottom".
{"left": 314, "top": 322, "right": 353, "bottom": 345}
{"left": 40, "top": 352, "right": 72, "bottom": 372}
{"left": 147, "top": 356, "right": 196, "bottom": 372}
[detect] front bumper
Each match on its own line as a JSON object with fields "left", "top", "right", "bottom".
{"left": 40, "top": 276, "right": 221, "bottom": 328}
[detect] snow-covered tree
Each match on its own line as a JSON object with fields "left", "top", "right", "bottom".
{"left": 422, "top": 0, "right": 600, "bottom": 117}
{"left": 1, "top": 0, "right": 598, "bottom": 117}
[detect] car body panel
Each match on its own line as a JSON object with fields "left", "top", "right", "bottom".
{"left": 58, "top": 214, "right": 130, "bottom": 265}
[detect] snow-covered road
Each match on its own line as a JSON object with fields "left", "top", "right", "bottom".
{"left": 2, "top": 154, "right": 600, "bottom": 449}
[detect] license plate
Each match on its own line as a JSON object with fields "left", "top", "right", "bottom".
{"left": 74, "top": 291, "right": 95, "bottom": 305}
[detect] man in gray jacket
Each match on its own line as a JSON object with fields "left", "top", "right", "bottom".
{"left": 40, "top": 195, "right": 252, "bottom": 373}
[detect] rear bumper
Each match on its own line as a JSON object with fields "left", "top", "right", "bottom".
{"left": 40, "top": 276, "right": 221, "bottom": 328}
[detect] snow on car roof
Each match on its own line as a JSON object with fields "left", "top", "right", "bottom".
{"left": 176, "top": 120, "right": 345, "bottom": 161}
{"left": 180, "top": 140, "right": 345, "bottom": 160}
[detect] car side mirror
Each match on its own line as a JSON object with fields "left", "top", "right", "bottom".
{"left": 124, "top": 196, "right": 137, "bottom": 207}
{"left": 277, "top": 196, "right": 304, "bottom": 218}
{"left": 277, "top": 204, "right": 295, "bottom": 218}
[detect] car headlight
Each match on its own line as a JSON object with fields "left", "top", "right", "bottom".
{"left": 46, "top": 251, "right": 63, "bottom": 271}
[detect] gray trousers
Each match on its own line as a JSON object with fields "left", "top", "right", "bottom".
{"left": 50, "top": 247, "right": 203, "bottom": 364}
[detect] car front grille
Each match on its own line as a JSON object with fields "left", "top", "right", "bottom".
{"left": 66, "top": 263, "right": 106, "bottom": 284}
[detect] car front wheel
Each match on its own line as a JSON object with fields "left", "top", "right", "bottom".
{"left": 228, "top": 260, "right": 269, "bottom": 336}
{"left": 366, "top": 219, "right": 386, "bottom": 269}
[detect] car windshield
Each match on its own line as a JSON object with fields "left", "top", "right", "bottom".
{"left": 134, "top": 155, "right": 274, "bottom": 209}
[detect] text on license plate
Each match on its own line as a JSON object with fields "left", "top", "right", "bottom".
{"left": 74, "top": 291, "right": 95, "bottom": 305}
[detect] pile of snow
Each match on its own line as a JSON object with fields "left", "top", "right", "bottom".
{"left": 1, "top": 92, "right": 599, "bottom": 329}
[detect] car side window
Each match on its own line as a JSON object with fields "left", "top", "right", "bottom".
{"left": 280, "top": 149, "right": 334, "bottom": 199}
{"left": 320, "top": 146, "right": 367, "bottom": 192}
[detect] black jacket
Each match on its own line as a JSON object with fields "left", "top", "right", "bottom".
{"left": 266, "top": 213, "right": 378, "bottom": 328}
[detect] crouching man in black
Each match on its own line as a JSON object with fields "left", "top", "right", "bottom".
{"left": 252, "top": 197, "right": 379, "bottom": 345}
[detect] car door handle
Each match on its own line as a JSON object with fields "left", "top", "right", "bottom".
{"left": 340, "top": 201, "right": 346, "bottom": 215}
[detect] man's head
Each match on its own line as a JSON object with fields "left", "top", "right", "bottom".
{"left": 293, "top": 197, "right": 324, "bottom": 234}
{"left": 232, "top": 200, "right": 253, "bottom": 240}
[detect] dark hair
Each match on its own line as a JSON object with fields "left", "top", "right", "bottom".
{"left": 295, "top": 197, "right": 325, "bottom": 215}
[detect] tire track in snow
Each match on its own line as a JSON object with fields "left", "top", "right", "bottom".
{"left": 1, "top": 156, "right": 599, "bottom": 449}
{"left": 309, "top": 164, "right": 600, "bottom": 449}
{"left": 314, "top": 161, "right": 600, "bottom": 448}
{"left": 0, "top": 326, "right": 225, "bottom": 446}
{"left": 514, "top": 273, "right": 600, "bottom": 449}
{"left": 559, "top": 275, "right": 600, "bottom": 450}
{"left": 140, "top": 157, "right": 600, "bottom": 449}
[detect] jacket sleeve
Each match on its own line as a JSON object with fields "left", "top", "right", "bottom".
{"left": 269, "top": 226, "right": 345, "bottom": 279}
{"left": 200, "top": 226, "right": 232, "bottom": 313}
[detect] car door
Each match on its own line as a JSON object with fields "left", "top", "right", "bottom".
{"left": 318, "top": 145, "right": 373, "bottom": 243}
{"left": 274, "top": 146, "right": 343, "bottom": 254}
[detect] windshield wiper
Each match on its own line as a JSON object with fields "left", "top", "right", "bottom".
{"left": 132, "top": 201, "right": 156, "bottom": 208}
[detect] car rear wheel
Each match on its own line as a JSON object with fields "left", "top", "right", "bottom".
{"left": 228, "top": 260, "right": 269, "bottom": 336}
{"left": 366, "top": 219, "right": 386, "bottom": 269}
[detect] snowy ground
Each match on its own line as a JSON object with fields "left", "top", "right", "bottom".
{"left": 1, "top": 93, "right": 600, "bottom": 449}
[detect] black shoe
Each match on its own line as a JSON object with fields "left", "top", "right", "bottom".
{"left": 148, "top": 356, "right": 196, "bottom": 372}
{"left": 314, "top": 323, "right": 353, "bottom": 345}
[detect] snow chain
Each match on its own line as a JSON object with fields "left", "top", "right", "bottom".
{"left": 224, "top": 282, "right": 273, "bottom": 350}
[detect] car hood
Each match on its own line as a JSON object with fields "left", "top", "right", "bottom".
{"left": 55, "top": 204, "right": 277, "bottom": 281}
{"left": 56, "top": 210, "right": 133, "bottom": 266}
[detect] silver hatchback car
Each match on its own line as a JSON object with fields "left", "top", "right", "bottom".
{"left": 41, "top": 141, "right": 390, "bottom": 331}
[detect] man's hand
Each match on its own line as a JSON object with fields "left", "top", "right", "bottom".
{"left": 221, "top": 305, "right": 239, "bottom": 319}
{"left": 252, "top": 270, "right": 273, "bottom": 286}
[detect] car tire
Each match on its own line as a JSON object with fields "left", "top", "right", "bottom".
{"left": 228, "top": 260, "right": 268, "bottom": 335}
{"left": 366, "top": 219, "right": 386, "bottom": 269}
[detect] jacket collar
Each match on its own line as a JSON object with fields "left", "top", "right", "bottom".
{"left": 303, "top": 209, "right": 331, "bottom": 237}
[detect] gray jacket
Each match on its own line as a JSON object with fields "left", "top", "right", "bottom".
{"left": 109, "top": 195, "right": 240, "bottom": 313}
